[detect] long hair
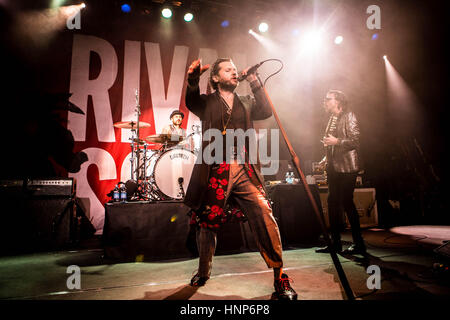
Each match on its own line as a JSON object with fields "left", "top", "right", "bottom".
{"left": 327, "top": 89, "right": 348, "bottom": 112}
{"left": 209, "top": 58, "right": 233, "bottom": 91}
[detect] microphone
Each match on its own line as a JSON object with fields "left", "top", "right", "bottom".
{"left": 238, "top": 61, "right": 264, "bottom": 81}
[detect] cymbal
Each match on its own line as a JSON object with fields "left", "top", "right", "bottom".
{"left": 113, "top": 121, "right": 151, "bottom": 129}
{"left": 144, "top": 134, "right": 182, "bottom": 144}
{"left": 131, "top": 138, "right": 146, "bottom": 145}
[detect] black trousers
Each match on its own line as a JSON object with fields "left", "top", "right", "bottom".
{"left": 327, "top": 166, "right": 365, "bottom": 248}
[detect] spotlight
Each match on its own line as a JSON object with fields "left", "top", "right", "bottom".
{"left": 80, "top": 3, "right": 85, "bottom": 9}
{"left": 334, "top": 35, "right": 343, "bottom": 44}
{"left": 372, "top": 33, "right": 379, "bottom": 40}
{"left": 184, "top": 12, "right": 194, "bottom": 22}
{"left": 161, "top": 8, "right": 172, "bottom": 19}
{"left": 121, "top": 4, "right": 131, "bottom": 13}
{"left": 303, "top": 30, "right": 322, "bottom": 52}
{"left": 221, "top": 20, "right": 229, "bottom": 28}
{"left": 383, "top": 55, "right": 387, "bottom": 60}
{"left": 258, "top": 22, "right": 269, "bottom": 33}
{"left": 249, "top": 29, "right": 253, "bottom": 34}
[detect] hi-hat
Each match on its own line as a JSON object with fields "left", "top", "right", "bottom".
{"left": 131, "top": 138, "right": 146, "bottom": 145}
{"left": 145, "top": 133, "right": 182, "bottom": 144}
{"left": 113, "top": 121, "right": 151, "bottom": 129}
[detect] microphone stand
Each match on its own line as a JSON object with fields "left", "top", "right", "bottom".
{"left": 253, "top": 72, "right": 355, "bottom": 300}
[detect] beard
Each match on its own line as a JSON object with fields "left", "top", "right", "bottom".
{"left": 219, "top": 79, "right": 238, "bottom": 91}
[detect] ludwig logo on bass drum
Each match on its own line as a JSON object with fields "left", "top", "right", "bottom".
{"left": 170, "top": 153, "right": 190, "bottom": 160}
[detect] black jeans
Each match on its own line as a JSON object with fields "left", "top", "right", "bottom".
{"left": 327, "top": 167, "right": 365, "bottom": 249}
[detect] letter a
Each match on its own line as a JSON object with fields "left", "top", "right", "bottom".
{"left": 366, "top": 265, "right": 381, "bottom": 289}
{"left": 66, "top": 265, "right": 81, "bottom": 290}
{"left": 366, "top": 5, "right": 381, "bottom": 30}
{"left": 67, "top": 11, "right": 81, "bottom": 30}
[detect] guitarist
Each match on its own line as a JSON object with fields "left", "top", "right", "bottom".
{"left": 316, "top": 90, "right": 367, "bottom": 255}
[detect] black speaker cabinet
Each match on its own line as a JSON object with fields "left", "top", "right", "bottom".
{"left": 0, "top": 179, "right": 75, "bottom": 255}
{"left": 434, "top": 241, "right": 450, "bottom": 259}
{"left": 266, "top": 183, "right": 322, "bottom": 247}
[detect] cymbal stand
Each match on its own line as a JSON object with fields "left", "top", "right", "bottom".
{"left": 129, "top": 122, "right": 137, "bottom": 181}
{"left": 135, "top": 89, "right": 141, "bottom": 181}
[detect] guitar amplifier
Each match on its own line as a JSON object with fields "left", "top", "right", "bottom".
{"left": 319, "top": 187, "right": 378, "bottom": 229}
{"left": 26, "top": 178, "right": 75, "bottom": 197}
{"left": 0, "top": 178, "right": 76, "bottom": 254}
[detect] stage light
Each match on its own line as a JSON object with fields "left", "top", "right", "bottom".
{"left": 249, "top": 29, "right": 253, "bottom": 34}
{"left": 383, "top": 55, "right": 387, "bottom": 60}
{"left": 258, "top": 22, "right": 269, "bottom": 33}
{"left": 221, "top": 20, "right": 229, "bottom": 28}
{"left": 161, "top": 8, "right": 172, "bottom": 19}
{"left": 184, "top": 12, "right": 194, "bottom": 22}
{"left": 303, "top": 30, "right": 322, "bottom": 52}
{"left": 80, "top": 3, "right": 85, "bottom": 9}
{"left": 121, "top": 4, "right": 131, "bottom": 13}
{"left": 372, "top": 33, "right": 378, "bottom": 40}
{"left": 334, "top": 35, "right": 343, "bottom": 44}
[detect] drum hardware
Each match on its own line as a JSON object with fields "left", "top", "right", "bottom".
{"left": 111, "top": 108, "right": 202, "bottom": 202}
{"left": 130, "top": 138, "right": 147, "bottom": 145}
{"left": 177, "top": 177, "right": 185, "bottom": 199}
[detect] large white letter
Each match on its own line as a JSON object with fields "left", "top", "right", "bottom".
{"left": 68, "top": 34, "right": 118, "bottom": 142}
{"left": 366, "top": 5, "right": 381, "bottom": 30}
{"left": 121, "top": 40, "right": 141, "bottom": 143}
{"left": 144, "top": 43, "right": 189, "bottom": 133}
{"left": 69, "top": 148, "right": 117, "bottom": 233}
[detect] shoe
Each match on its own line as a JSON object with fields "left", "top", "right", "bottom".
{"left": 315, "top": 245, "right": 342, "bottom": 253}
{"left": 190, "top": 273, "right": 209, "bottom": 287}
{"left": 341, "top": 244, "right": 366, "bottom": 255}
{"left": 273, "top": 274, "right": 298, "bottom": 300}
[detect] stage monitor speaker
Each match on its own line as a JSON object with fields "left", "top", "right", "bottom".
{"left": 434, "top": 241, "right": 450, "bottom": 260}
{"left": 0, "top": 178, "right": 75, "bottom": 255}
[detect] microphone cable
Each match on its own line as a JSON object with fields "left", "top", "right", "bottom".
{"left": 260, "top": 58, "right": 283, "bottom": 87}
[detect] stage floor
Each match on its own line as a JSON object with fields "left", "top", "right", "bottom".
{"left": 1, "top": 226, "right": 449, "bottom": 303}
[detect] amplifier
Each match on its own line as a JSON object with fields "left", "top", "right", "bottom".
{"left": 0, "top": 178, "right": 76, "bottom": 254}
{"left": 26, "top": 178, "right": 75, "bottom": 197}
{"left": 319, "top": 188, "right": 378, "bottom": 229}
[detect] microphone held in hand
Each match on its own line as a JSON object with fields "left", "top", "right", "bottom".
{"left": 238, "top": 61, "right": 265, "bottom": 81}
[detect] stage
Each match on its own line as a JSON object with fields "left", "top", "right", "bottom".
{"left": 0, "top": 226, "right": 449, "bottom": 302}
{"left": 1, "top": 0, "right": 449, "bottom": 315}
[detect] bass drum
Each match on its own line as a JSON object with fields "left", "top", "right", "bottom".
{"left": 153, "top": 148, "right": 197, "bottom": 199}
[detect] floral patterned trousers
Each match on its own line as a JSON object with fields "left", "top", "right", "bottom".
{"left": 193, "top": 161, "right": 283, "bottom": 277}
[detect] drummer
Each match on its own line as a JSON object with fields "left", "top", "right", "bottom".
{"left": 161, "top": 110, "right": 192, "bottom": 149}
{"left": 162, "top": 110, "right": 186, "bottom": 138}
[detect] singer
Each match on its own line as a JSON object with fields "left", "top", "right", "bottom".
{"left": 183, "top": 58, "right": 297, "bottom": 300}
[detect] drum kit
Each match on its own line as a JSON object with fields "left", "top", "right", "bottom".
{"left": 113, "top": 90, "right": 200, "bottom": 201}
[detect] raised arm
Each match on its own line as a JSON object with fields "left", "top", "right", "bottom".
{"left": 242, "top": 72, "right": 272, "bottom": 121}
{"left": 185, "top": 59, "right": 210, "bottom": 119}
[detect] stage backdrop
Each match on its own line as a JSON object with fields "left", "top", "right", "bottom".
{"left": 61, "top": 13, "right": 256, "bottom": 234}
{"left": 13, "top": 3, "right": 391, "bottom": 234}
